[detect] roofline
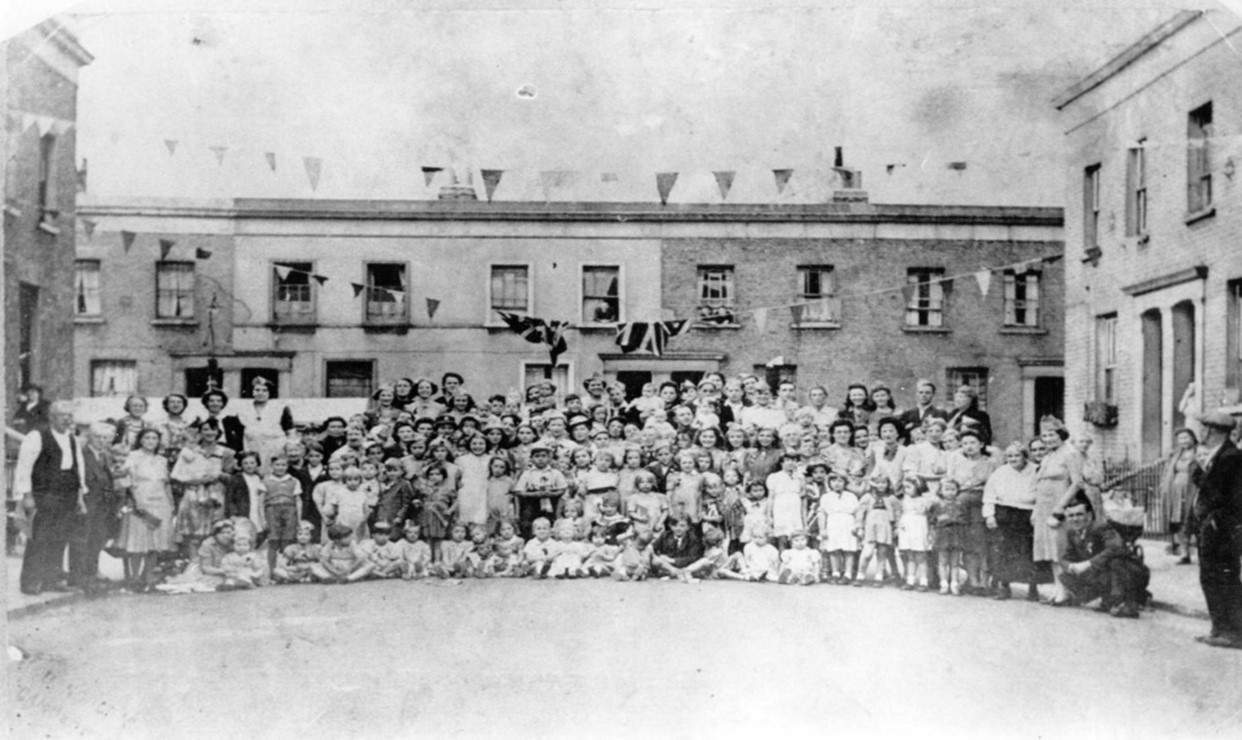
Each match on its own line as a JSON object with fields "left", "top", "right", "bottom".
{"left": 1053, "top": 9, "right": 1202, "bottom": 110}
{"left": 35, "top": 18, "right": 94, "bottom": 67}
{"left": 78, "top": 198, "right": 1064, "bottom": 227}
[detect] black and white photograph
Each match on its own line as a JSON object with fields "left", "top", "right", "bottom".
{"left": 3, "top": 0, "right": 1242, "bottom": 736}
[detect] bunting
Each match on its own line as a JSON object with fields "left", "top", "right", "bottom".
{"left": 164, "top": 139, "right": 178, "bottom": 156}
{"left": 265, "top": 152, "right": 277, "bottom": 171}
{"left": 303, "top": 156, "right": 322, "bottom": 191}
{"left": 81, "top": 218, "right": 96, "bottom": 240}
{"left": 159, "top": 239, "right": 176, "bottom": 260}
{"left": 713, "top": 171, "right": 735, "bottom": 201}
{"left": 209, "top": 146, "right": 228, "bottom": 165}
{"left": 773, "top": 169, "right": 793, "bottom": 195}
{"left": 939, "top": 277, "right": 955, "bottom": 297}
{"left": 974, "top": 269, "right": 991, "bottom": 297}
{"left": 498, "top": 311, "right": 570, "bottom": 366}
{"left": 656, "top": 172, "right": 678, "bottom": 205}
{"left": 789, "top": 303, "right": 805, "bottom": 325}
{"left": 351, "top": 282, "right": 366, "bottom": 298}
{"left": 426, "top": 298, "right": 441, "bottom": 320}
{"left": 121, "top": 231, "right": 136, "bottom": 254}
{"left": 481, "top": 169, "right": 504, "bottom": 202}
{"left": 195, "top": 248, "right": 213, "bottom": 260}
{"left": 614, "top": 320, "right": 690, "bottom": 357}
{"left": 274, "top": 264, "right": 293, "bottom": 281}
{"left": 421, "top": 166, "right": 443, "bottom": 187}
{"left": 312, "top": 274, "right": 329, "bottom": 286}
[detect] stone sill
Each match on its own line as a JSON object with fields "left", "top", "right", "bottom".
{"left": 37, "top": 220, "right": 60, "bottom": 236}
{"left": 74, "top": 317, "right": 105, "bottom": 325}
{"left": 151, "top": 319, "right": 199, "bottom": 328}
{"left": 791, "top": 322, "right": 842, "bottom": 330}
{"left": 1185, "top": 207, "right": 1215, "bottom": 226}
{"left": 999, "top": 326, "right": 1048, "bottom": 335}
{"left": 693, "top": 323, "right": 742, "bottom": 330}
{"left": 902, "top": 326, "right": 951, "bottom": 334}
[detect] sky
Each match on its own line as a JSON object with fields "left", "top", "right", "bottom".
{"left": 9, "top": 0, "right": 1238, "bottom": 206}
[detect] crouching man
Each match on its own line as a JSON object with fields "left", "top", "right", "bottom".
{"left": 1054, "top": 492, "right": 1150, "bottom": 618}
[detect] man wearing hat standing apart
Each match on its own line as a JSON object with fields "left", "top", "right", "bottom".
{"left": 1193, "top": 411, "right": 1242, "bottom": 649}
{"left": 17, "top": 401, "right": 88, "bottom": 595}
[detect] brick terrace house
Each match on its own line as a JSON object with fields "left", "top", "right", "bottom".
{"left": 1055, "top": 9, "right": 1242, "bottom": 463}
{"left": 75, "top": 193, "right": 1062, "bottom": 441}
{"left": 3, "top": 19, "right": 92, "bottom": 407}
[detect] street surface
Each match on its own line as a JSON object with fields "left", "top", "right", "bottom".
{"left": 8, "top": 579, "right": 1242, "bottom": 738}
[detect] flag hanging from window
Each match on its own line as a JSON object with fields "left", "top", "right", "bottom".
{"left": 613, "top": 319, "right": 690, "bottom": 357}
{"left": 498, "top": 311, "right": 570, "bottom": 366}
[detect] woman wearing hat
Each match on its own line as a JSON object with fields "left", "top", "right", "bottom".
{"left": 1031, "top": 415, "right": 1084, "bottom": 604}
{"left": 946, "top": 385, "right": 993, "bottom": 448}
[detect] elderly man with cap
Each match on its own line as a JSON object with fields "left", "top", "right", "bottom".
{"left": 1192, "top": 410, "right": 1242, "bottom": 649}
{"left": 16, "top": 400, "right": 88, "bottom": 595}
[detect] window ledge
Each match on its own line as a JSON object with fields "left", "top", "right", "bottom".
{"left": 791, "top": 321, "right": 841, "bottom": 330}
{"left": 1185, "top": 207, "right": 1215, "bottom": 226}
{"left": 152, "top": 319, "right": 199, "bottom": 327}
{"left": 269, "top": 322, "right": 319, "bottom": 333}
{"left": 362, "top": 323, "right": 411, "bottom": 334}
{"left": 1000, "top": 326, "right": 1048, "bottom": 335}
{"left": 576, "top": 322, "right": 621, "bottom": 332}
{"left": 3, "top": 205, "right": 22, "bottom": 218}
{"left": 902, "top": 326, "right": 951, "bottom": 334}
{"left": 74, "top": 316, "right": 105, "bottom": 325}
{"left": 693, "top": 322, "right": 742, "bottom": 330}
{"left": 37, "top": 220, "right": 60, "bottom": 236}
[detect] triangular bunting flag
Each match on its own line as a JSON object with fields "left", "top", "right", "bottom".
{"left": 426, "top": 298, "right": 441, "bottom": 320}
{"left": 753, "top": 307, "right": 769, "bottom": 333}
{"left": 159, "top": 239, "right": 176, "bottom": 260}
{"left": 164, "top": 139, "right": 178, "bottom": 156}
{"left": 421, "top": 166, "right": 443, "bottom": 187}
{"left": 195, "top": 248, "right": 212, "bottom": 260}
{"left": 265, "top": 152, "right": 277, "bottom": 171}
{"left": 81, "top": 218, "right": 96, "bottom": 239}
{"left": 209, "top": 146, "right": 227, "bottom": 165}
{"left": 121, "top": 231, "right": 136, "bottom": 254}
{"left": 481, "top": 169, "right": 504, "bottom": 202}
{"left": 773, "top": 169, "right": 793, "bottom": 194}
{"left": 974, "top": 269, "right": 991, "bottom": 297}
{"left": 656, "top": 172, "right": 678, "bottom": 205}
{"left": 34, "top": 115, "right": 55, "bottom": 137}
{"left": 939, "top": 277, "right": 955, "bottom": 296}
{"left": 1043, "top": 254, "right": 1064, "bottom": 265}
{"left": 901, "top": 284, "right": 917, "bottom": 305}
{"left": 790, "top": 303, "right": 805, "bottom": 325}
{"left": 713, "top": 171, "right": 735, "bottom": 201}
{"left": 386, "top": 288, "right": 405, "bottom": 300}
{"left": 312, "top": 274, "right": 329, "bottom": 286}
{"left": 303, "top": 156, "right": 322, "bottom": 191}
{"left": 274, "top": 265, "right": 293, "bottom": 281}
{"left": 351, "top": 282, "right": 366, "bottom": 298}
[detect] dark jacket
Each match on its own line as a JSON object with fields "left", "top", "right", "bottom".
{"left": 946, "top": 406, "right": 993, "bottom": 447}
{"left": 223, "top": 473, "right": 259, "bottom": 520}
{"left": 1063, "top": 521, "right": 1128, "bottom": 569}
{"left": 897, "top": 405, "right": 950, "bottom": 436}
{"left": 652, "top": 529, "right": 703, "bottom": 569}
{"left": 1194, "top": 442, "right": 1242, "bottom": 524}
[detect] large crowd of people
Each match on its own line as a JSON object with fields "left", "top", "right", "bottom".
{"left": 15, "top": 369, "right": 1241, "bottom": 640}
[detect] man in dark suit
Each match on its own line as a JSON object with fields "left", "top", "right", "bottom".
{"left": 1192, "top": 410, "right": 1242, "bottom": 649}
{"left": 70, "top": 422, "right": 121, "bottom": 586}
{"left": 651, "top": 514, "right": 703, "bottom": 578}
{"left": 897, "top": 379, "right": 950, "bottom": 438}
{"left": 16, "top": 401, "right": 87, "bottom": 595}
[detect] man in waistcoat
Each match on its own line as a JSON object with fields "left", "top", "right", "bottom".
{"left": 16, "top": 400, "right": 88, "bottom": 595}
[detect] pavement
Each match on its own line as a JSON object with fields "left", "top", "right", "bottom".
{"left": 4, "top": 538, "right": 1210, "bottom": 620}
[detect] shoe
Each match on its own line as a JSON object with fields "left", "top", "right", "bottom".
{"left": 871, "top": 580, "right": 883, "bottom": 588}
{"left": 1110, "top": 603, "right": 1140, "bottom": 619}
{"left": 19, "top": 586, "right": 42, "bottom": 596}
{"left": 950, "top": 583, "right": 962, "bottom": 596}
{"left": 1196, "top": 634, "right": 1242, "bottom": 649}
{"left": 939, "top": 584, "right": 950, "bottom": 595}
{"left": 852, "top": 579, "right": 864, "bottom": 587}
{"left": 916, "top": 584, "right": 929, "bottom": 593}
{"left": 993, "top": 589, "right": 1011, "bottom": 601}
{"left": 1026, "top": 588, "right": 1041, "bottom": 603}
{"left": 1044, "top": 598, "right": 1072, "bottom": 607}
{"left": 1177, "top": 556, "right": 1192, "bottom": 565}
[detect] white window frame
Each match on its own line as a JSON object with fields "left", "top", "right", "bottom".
{"left": 1126, "top": 143, "right": 1147, "bottom": 237}
{"left": 155, "top": 261, "right": 196, "bottom": 320}
{"left": 271, "top": 260, "right": 317, "bottom": 324}
{"left": 362, "top": 261, "right": 409, "bottom": 325}
{"left": 1188, "top": 102, "right": 1212, "bottom": 215}
{"left": 519, "top": 360, "right": 575, "bottom": 407}
{"left": 1003, "top": 270, "right": 1041, "bottom": 328}
{"left": 905, "top": 268, "right": 945, "bottom": 328}
{"left": 946, "top": 367, "right": 989, "bottom": 411}
{"left": 90, "top": 359, "right": 138, "bottom": 397}
{"left": 1096, "top": 314, "right": 1119, "bottom": 404}
{"left": 75, "top": 259, "right": 102, "bottom": 317}
{"left": 578, "top": 262, "right": 624, "bottom": 326}
{"left": 1083, "top": 164, "right": 1100, "bottom": 251}
{"left": 324, "top": 359, "right": 376, "bottom": 398}
{"left": 695, "top": 264, "right": 737, "bottom": 326}
{"left": 795, "top": 264, "right": 839, "bottom": 326}
{"left": 487, "top": 262, "right": 534, "bottom": 327}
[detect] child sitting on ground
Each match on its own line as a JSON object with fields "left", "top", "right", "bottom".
{"left": 434, "top": 522, "right": 474, "bottom": 579}
{"left": 398, "top": 521, "right": 432, "bottom": 580}
{"left": 358, "top": 521, "right": 404, "bottom": 579}
{"left": 219, "top": 533, "right": 269, "bottom": 590}
{"left": 779, "top": 530, "right": 821, "bottom": 586}
{"left": 720, "top": 526, "right": 780, "bottom": 582}
{"left": 312, "top": 523, "right": 374, "bottom": 584}
{"left": 466, "top": 525, "right": 498, "bottom": 577}
{"left": 523, "top": 517, "right": 561, "bottom": 578}
{"left": 684, "top": 525, "right": 730, "bottom": 581}
{"left": 273, "top": 521, "right": 321, "bottom": 584}
{"left": 613, "top": 525, "right": 653, "bottom": 582}
{"left": 492, "top": 521, "right": 526, "bottom": 577}
{"left": 547, "top": 519, "right": 590, "bottom": 579}
{"left": 583, "top": 525, "right": 623, "bottom": 578}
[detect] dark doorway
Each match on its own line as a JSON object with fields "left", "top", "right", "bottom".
{"left": 1033, "top": 376, "right": 1064, "bottom": 437}
{"left": 1141, "top": 309, "right": 1163, "bottom": 460}
{"left": 1171, "top": 301, "right": 1195, "bottom": 432}
{"left": 615, "top": 371, "right": 652, "bottom": 401}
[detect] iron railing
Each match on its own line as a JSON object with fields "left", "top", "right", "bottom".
{"left": 1101, "top": 457, "right": 1170, "bottom": 539}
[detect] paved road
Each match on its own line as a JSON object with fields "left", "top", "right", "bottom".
{"left": 8, "top": 579, "right": 1242, "bottom": 738}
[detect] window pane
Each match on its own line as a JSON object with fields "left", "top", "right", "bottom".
{"left": 274, "top": 262, "right": 315, "bottom": 321}
{"left": 75, "top": 261, "right": 101, "bottom": 316}
{"left": 583, "top": 266, "right": 619, "bottom": 323}
{"left": 365, "top": 264, "right": 407, "bottom": 322}
{"left": 491, "top": 265, "right": 529, "bottom": 316}
{"left": 91, "top": 361, "right": 137, "bottom": 397}
{"left": 326, "top": 361, "right": 374, "bottom": 398}
{"left": 156, "top": 262, "right": 195, "bottom": 318}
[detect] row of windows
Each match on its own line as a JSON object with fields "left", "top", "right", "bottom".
{"left": 74, "top": 259, "right": 1043, "bottom": 330}
{"left": 88, "top": 357, "right": 992, "bottom": 407}
{"left": 1082, "top": 101, "right": 1213, "bottom": 250}
{"left": 696, "top": 265, "right": 1041, "bottom": 329}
